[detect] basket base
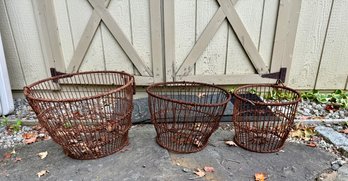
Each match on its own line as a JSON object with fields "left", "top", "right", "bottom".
{"left": 62, "top": 134, "right": 129, "bottom": 160}
{"left": 233, "top": 132, "right": 285, "bottom": 153}
{"left": 155, "top": 130, "right": 211, "bottom": 153}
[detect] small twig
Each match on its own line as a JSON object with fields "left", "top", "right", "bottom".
{"left": 224, "top": 159, "right": 241, "bottom": 164}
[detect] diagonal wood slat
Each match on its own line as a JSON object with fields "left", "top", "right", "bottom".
{"left": 89, "top": 0, "right": 153, "bottom": 76}
{"left": 176, "top": 8, "right": 226, "bottom": 76}
{"left": 217, "top": 0, "right": 269, "bottom": 74}
{"left": 67, "top": 0, "right": 110, "bottom": 73}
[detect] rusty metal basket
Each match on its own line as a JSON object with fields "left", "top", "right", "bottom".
{"left": 232, "top": 83, "right": 301, "bottom": 153}
{"left": 147, "top": 82, "right": 231, "bottom": 153}
{"left": 24, "top": 71, "right": 135, "bottom": 159}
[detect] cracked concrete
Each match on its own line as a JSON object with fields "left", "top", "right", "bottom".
{"left": 0, "top": 124, "right": 337, "bottom": 181}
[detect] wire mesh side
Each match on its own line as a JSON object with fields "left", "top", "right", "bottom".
{"left": 147, "top": 82, "right": 231, "bottom": 153}
{"left": 232, "top": 84, "right": 300, "bottom": 153}
{"left": 24, "top": 71, "right": 134, "bottom": 159}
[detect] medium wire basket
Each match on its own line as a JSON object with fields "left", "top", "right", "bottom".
{"left": 147, "top": 82, "right": 231, "bottom": 153}
{"left": 24, "top": 71, "right": 135, "bottom": 159}
{"left": 232, "top": 83, "right": 301, "bottom": 153}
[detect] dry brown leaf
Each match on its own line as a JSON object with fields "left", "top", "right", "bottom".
{"left": 38, "top": 151, "right": 48, "bottom": 159}
{"left": 22, "top": 133, "right": 35, "bottom": 139}
{"left": 306, "top": 142, "right": 317, "bottom": 148}
{"left": 225, "top": 141, "right": 237, "bottom": 147}
{"left": 204, "top": 166, "right": 215, "bottom": 173}
{"left": 194, "top": 168, "right": 206, "bottom": 177}
{"left": 37, "top": 170, "right": 49, "bottom": 178}
{"left": 14, "top": 157, "right": 22, "bottom": 162}
{"left": 255, "top": 172, "right": 267, "bottom": 181}
{"left": 3, "top": 152, "right": 12, "bottom": 159}
{"left": 339, "top": 129, "right": 348, "bottom": 134}
{"left": 25, "top": 136, "right": 37, "bottom": 144}
{"left": 290, "top": 129, "right": 304, "bottom": 138}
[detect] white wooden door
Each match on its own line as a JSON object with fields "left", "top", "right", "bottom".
{"left": 164, "top": 0, "right": 301, "bottom": 84}
{"left": 34, "top": 0, "right": 163, "bottom": 85}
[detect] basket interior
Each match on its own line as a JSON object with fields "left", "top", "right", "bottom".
{"left": 147, "top": 82, "right": 230, "bottom": 105}
{"left": 26, "top": 72, "right": 133, "bottom": 100}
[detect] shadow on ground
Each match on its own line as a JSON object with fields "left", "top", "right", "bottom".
{"left": 0, "top": 125, "right": 335, "bottom": 181}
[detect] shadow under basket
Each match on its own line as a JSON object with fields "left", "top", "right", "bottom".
{"left": 232, "top": 83, "right": 301, "bottom": 153}
{"left": 146, "top": 82, "right": 231, "bottom": 153}
{"left": 24, "top": 71, "right": 135, "bottom": 159}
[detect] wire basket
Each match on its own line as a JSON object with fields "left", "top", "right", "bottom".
{"left": 24, "top": 71, "right": 135, "bottom": 159}
{"left": 232, "top": 83, "right": 301, "bottom": 153}
{"left": 147, "top": 82, "right": 231, "bottom": 153}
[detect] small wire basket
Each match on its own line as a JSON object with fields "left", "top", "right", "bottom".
{"left": 232, "top": 82, "right": 301, "bottom": 153}
{"left": 147, "top": 82, "right": 231, "bottom": 153}
{"left": 24, "top": 71, "right": 135, "bottom": 159}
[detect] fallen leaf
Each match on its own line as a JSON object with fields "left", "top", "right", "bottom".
{"left": 290, "top": 129, "right": 304, "bottom": 138}
{"left": 204, "top": 166, "right": 215, "bottom": 172}
{"left": 3, "top": 152, "right": 12, "bottom": 159}
{"left": 10, "top": 149, "right": 16, "bottom": 155}
{"left": 37, "top": 170, "right": 49, "bottom": 178}
{"left": 197, "top": 93, "right": 206, "bottom": 98}
{"left": 14, "top": 157, "right": 22, "bottom": 162}
{"left": 22, "top": 133, "right": 35, "bottom": 139}
{"left": 255, "top": 172, "right": 267, "bottom": 181}
{"left": 194, "top": 168, "right": 205, "bottom": 177}
{"left": 307, "top": 142, "right": 317, "bottom": 147}
{"left": 339, "top": 129, "right": 348, "bottom": 134}
{"left": 24, "top": 136, "right": 37, "bottom": 144}
{"left": 225, "top": 140, "right": 237, "bottom": 147}
{"left": 38, "top": 151, "right": 48, "bottom": 159}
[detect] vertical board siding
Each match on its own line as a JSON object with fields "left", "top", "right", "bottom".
{"left": 0, "top": 0, "right": 26, "bottom": 89}
{"left": 195, "top": 0, "right": 227, "bottom": 75}
{"left": 259, "top": 0, "right": 279, "bottom": 68}
{"left": 129, "top": 0, "right": 153, "bottom": 72}
{"left": 174, "top": 0, "right": 196, "bottom": 74}
{"left": 289, "top": 0, "right": 332, "bottom": 89}
{"left": 4, "top": 0, "right": 48, "bottom": 85}
{"left": 226, "top": 0, "right": 264, "bottom": 75}
{"left": 2, "top": 0, "right": 348, "bottom": 90}
{"left": 315, "top": 0, "right": 348, "bottom": 90}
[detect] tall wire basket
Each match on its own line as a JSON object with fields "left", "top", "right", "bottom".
{"left": 232, "top": 82, "right": 301, "bottom": 153}
{"left": 24, "top": 71, "right": 135, "bottom": 159}
{"left": 147, "top": 82, "right": 231, "bottom": 153}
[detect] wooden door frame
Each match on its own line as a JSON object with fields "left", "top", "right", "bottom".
{"left": 33, "top": 0, "right": 164, "bottom": 85}
{"left": 164, "top": 0, "right": 302, "bottom": 85}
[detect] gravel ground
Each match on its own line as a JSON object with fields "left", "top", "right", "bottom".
{"left": 296, "top": 99, "right": 348, "bottom": 119}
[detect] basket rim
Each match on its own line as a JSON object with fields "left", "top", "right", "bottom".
{"left": 24, "top": 71, "right": 134, "bottom": 102}
{"left": 233, "top": 84, "right": 301, "bottom": 106}
{"left": 146, "top": 81, "right": 231, "bottom": 107}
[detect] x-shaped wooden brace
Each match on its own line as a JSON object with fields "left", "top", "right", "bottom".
{"left": 67, "top": 0, "right": 153, "bottom": 76}
{"left": 176, "top": 0, "right": 269, "bottom": 76}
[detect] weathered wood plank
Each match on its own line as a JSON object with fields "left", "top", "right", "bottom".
{"left": 259, "top": 0, "right": 279, "bottom": 68}
{"left": 0, "top": 0, "right": 26, "bottom": 89}
{"left": 150, "top": 0, "right": 163, "bottom": 82}
{"left": 66, "top": 0, "right": 108, "bottom": 72}
{"left": 218, "top": 0, "right": 269, "bottom": 74}
{"left": 225, "top": 0, "right": 264, "bottom": 75}
{"left": 5, "top": 0, "right": 48, "bottom": 84}
{"left": 163, "top": 0, "right": 175, "bottom": 81}
{"left": 316, "top": 0, "right": 348, "bottom": 90}
{"left": 89, "top": 0, "right": 152, "bottom": 76}
{"left": 174, "top": 0, "right": 196, "bottom": 76}
{"left": 288, "top": 0, "right": 332, "bottom": 89}
{"left": 271, "top": 0, "right": 301, "bottom": 83}
{"left": 176, "top": 8, "right": 225, "bottom": 76}
{"left": 33, "top": 0, "right": 65, "bottom": 74}
{"left": 102, "top": 0, "right": 134, "bottom": 73}
{"left": 195, "top": 0, "right": 228, "bottom": 76}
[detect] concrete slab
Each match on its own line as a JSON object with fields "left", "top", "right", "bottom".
{"left": 0, "top": 125, "right": 336, "bottom": 181}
